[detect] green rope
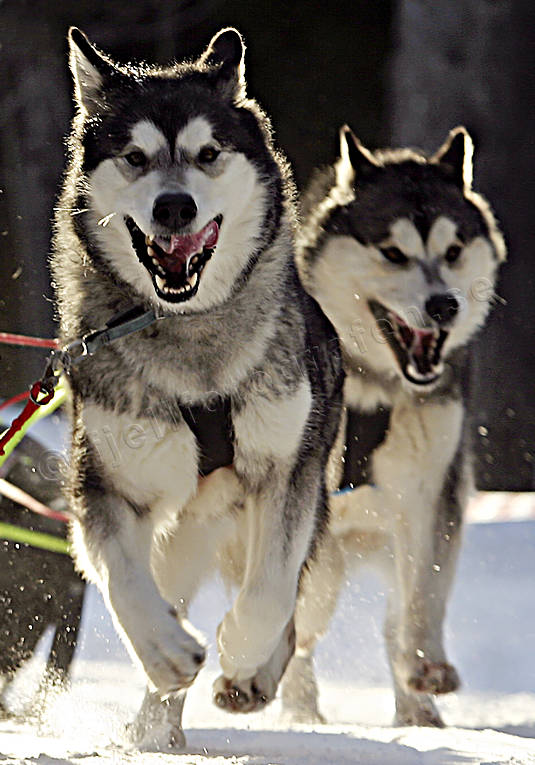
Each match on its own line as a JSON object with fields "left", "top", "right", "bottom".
{"left": 0, "top": 377, "right": 67, "bottom": 468}
{"left": 0, "top": 520, "right": 70, "bottom": 555}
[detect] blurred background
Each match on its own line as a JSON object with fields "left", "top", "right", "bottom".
{"left": 0, "top": 0, "right": 533, "bottom": 490}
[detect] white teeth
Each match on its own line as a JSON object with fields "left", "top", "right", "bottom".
{"left": 145, "top": 234, "right": 154, "bottom": 245}
{"left": 406, "top": 359, "right": 445, "bottom": 385}
{"left": 187, "top": 250, "right": 204, "bottom": 273}
{"left": 154, "top": 274, "right": 196, "bottom": 297}
{"left": 152, "top": 251, "right": 204, "bottom": 298}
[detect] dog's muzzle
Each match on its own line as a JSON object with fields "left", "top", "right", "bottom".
{"left": 125, "top": 214, "right": 223, "bottom": 304}
{"left": 369, "top": 299, "right": 449, "bottom": 387}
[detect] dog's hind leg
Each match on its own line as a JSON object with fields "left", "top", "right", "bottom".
{"left": 124, "top": 689, "right": 186, "bottom": 751}
{"left": 44, "top": 576, "right": 85, "bottom": 685}
{"left": 281, "top": 530, "right": 344, "bottom": 723}
{"left": 30, "top": 580, "right": 86, "bottom": 721}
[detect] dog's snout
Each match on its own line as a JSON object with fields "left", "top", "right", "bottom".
{"left": 425, "top": 293, "right": 459, "bottom": 325}
{"left": 153, "top": 193, "right": 197, "bottom": 229}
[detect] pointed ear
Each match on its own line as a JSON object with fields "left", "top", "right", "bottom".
{"left": 68, "top": 27, "right": 116, "bottom": 114}
{"left": 200, "top": 28, "right": 246, "bottom": 99}
{"left": 432, "top": 126, "right": 473, "bottom": 191}
{"left": 336, "top": 125, "right": 379, "bottom": 188}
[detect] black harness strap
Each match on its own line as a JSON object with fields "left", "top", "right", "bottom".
{"left": 179, "top": 398, "right": 234, "bottom": 477}
{"left": 339, "top": 406, "right": 391, "bottom": 491}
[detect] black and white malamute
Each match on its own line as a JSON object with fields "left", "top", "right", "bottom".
{"left": 52, "top": 28, "right": 343, "bottom": 748}
{"left": 283, "top": 126, "right": 506, "bottom": 727}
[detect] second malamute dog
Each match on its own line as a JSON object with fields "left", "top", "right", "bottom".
{"left": 52, "top": 28, "right": 343, "bottom": 747}
{"left": 282, "top": 126, "right": 506, "bottom": 727}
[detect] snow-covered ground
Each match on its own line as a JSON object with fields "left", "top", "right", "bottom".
{"left": 1, "top": 508, "right": 535, "bottom": 764}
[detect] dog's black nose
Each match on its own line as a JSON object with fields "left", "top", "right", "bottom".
{"left": 425, "top": 293, "right": 459, "bottom": 325}
{"left": 153, "top": 193, "right": 197, "bottom": 229}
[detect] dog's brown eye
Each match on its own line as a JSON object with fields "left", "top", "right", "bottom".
{"left": 445, "top": 244, "right": 462, "bottom": 263}
{"left": 380, "top": 246, "right": 409, "bottom": 265}
{"left": 198, "top": 146, "right": 220, "bottom": 164}
{"left": 124, "top": 150, "right": 147, "bottom": 168}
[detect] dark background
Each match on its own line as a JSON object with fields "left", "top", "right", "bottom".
{"left": 0, "top": 0, "right": 533, "bottom": 490}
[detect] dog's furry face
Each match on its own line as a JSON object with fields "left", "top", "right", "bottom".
{"left": 303, "top": 127, "right": 506, "bottom": 389}
{"left": 68, "top": 28, "right": 282, "bottom": 314}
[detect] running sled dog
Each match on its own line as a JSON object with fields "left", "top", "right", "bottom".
{"left": 52, "top": 28, "right": 343, "bottom": 746}
{"left": 282, "top": 126, "right": 506, "bottom": 727}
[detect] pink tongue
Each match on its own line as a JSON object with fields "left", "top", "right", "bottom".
{"left": 154, "top": 220, "right": 219, "bottom": 273}
{"left": 391, "top": 311, "right": 434, "bottom": 360}
{"left": 411, "top": 328, "right": 435, "bottom": 359}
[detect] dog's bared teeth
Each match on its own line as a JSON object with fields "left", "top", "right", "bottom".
{"left": 187, "top": 250, "right": 205, "bottom": 276}
{"left": 145, "top": 234, "right": 154, "bottom": 246}
{"left": 187, "top": 271, "right": 199, "bottom": 289}
{"left": 155, "top": 275, "right": 166, "bottom": 291}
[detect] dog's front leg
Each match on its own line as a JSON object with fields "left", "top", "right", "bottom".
{"left": 213, "top": 381, "right": 319, "bottom": 713}
{"left": 71, "top": 493, "right": 205, "bottom": 699}
{"left": 213, "top": 482, "right": 315, "bottom": 713}
{"left": 372, "top": 400, "right": 465, "bottom": 724}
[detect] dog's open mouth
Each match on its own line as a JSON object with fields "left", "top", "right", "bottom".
{"left": 125, "top": 215, "right": 223, "bottom": 303}
{"left": 369, "top": 300, "right": 448, "bottom": 386}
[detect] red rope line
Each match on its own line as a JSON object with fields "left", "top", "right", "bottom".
{"left": 0, "top": 382, "right": 54, "bottom": 456}
{"left": 0, "top": 478, "right": 71, "bottom": 523}
{"left": 0, "top": 332, "right": 60, "bottom": 349}
{"left": 0, "top": 391, "right": 30, "bottom": 412}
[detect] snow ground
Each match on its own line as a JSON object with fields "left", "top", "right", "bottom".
{"left": 1, "top": 515, "right": 535, "bottom": 764}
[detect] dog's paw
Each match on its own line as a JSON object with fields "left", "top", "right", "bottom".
{"left": 213, "top": 618, "right": 295, "bottom": 714}
{"left": 135, "top": 613, "right": 206, "bottom": 697}
{"left": 124, "top": 690, "right": 186, "bottom": 751}
{"left": 212, "top": 672, "right": 275, "bottom": 714}
{"left": 395, "top": 701, "right": 445, "bottom": 728}
{"left": 124, "top": 719, "right": 186, "bottom": 752}
{"left": 407, "top": 660, "right": 460, "bottom": 695}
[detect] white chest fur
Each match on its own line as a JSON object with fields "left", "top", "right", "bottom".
{"left": 374, "top": 397, "right": 464, "bottom": 506}
{"left": 82, "top": 403, "right": 199, "bottom": 521}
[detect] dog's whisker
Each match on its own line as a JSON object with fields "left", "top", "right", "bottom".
{"left": 97, "top": 212, "right": 117, "bottom": 227}
{"left": 491, "top": 291, "right": 507, "bottom": 306}
{"left": 66, "top": 207, "right": 90, "bottom": 217}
